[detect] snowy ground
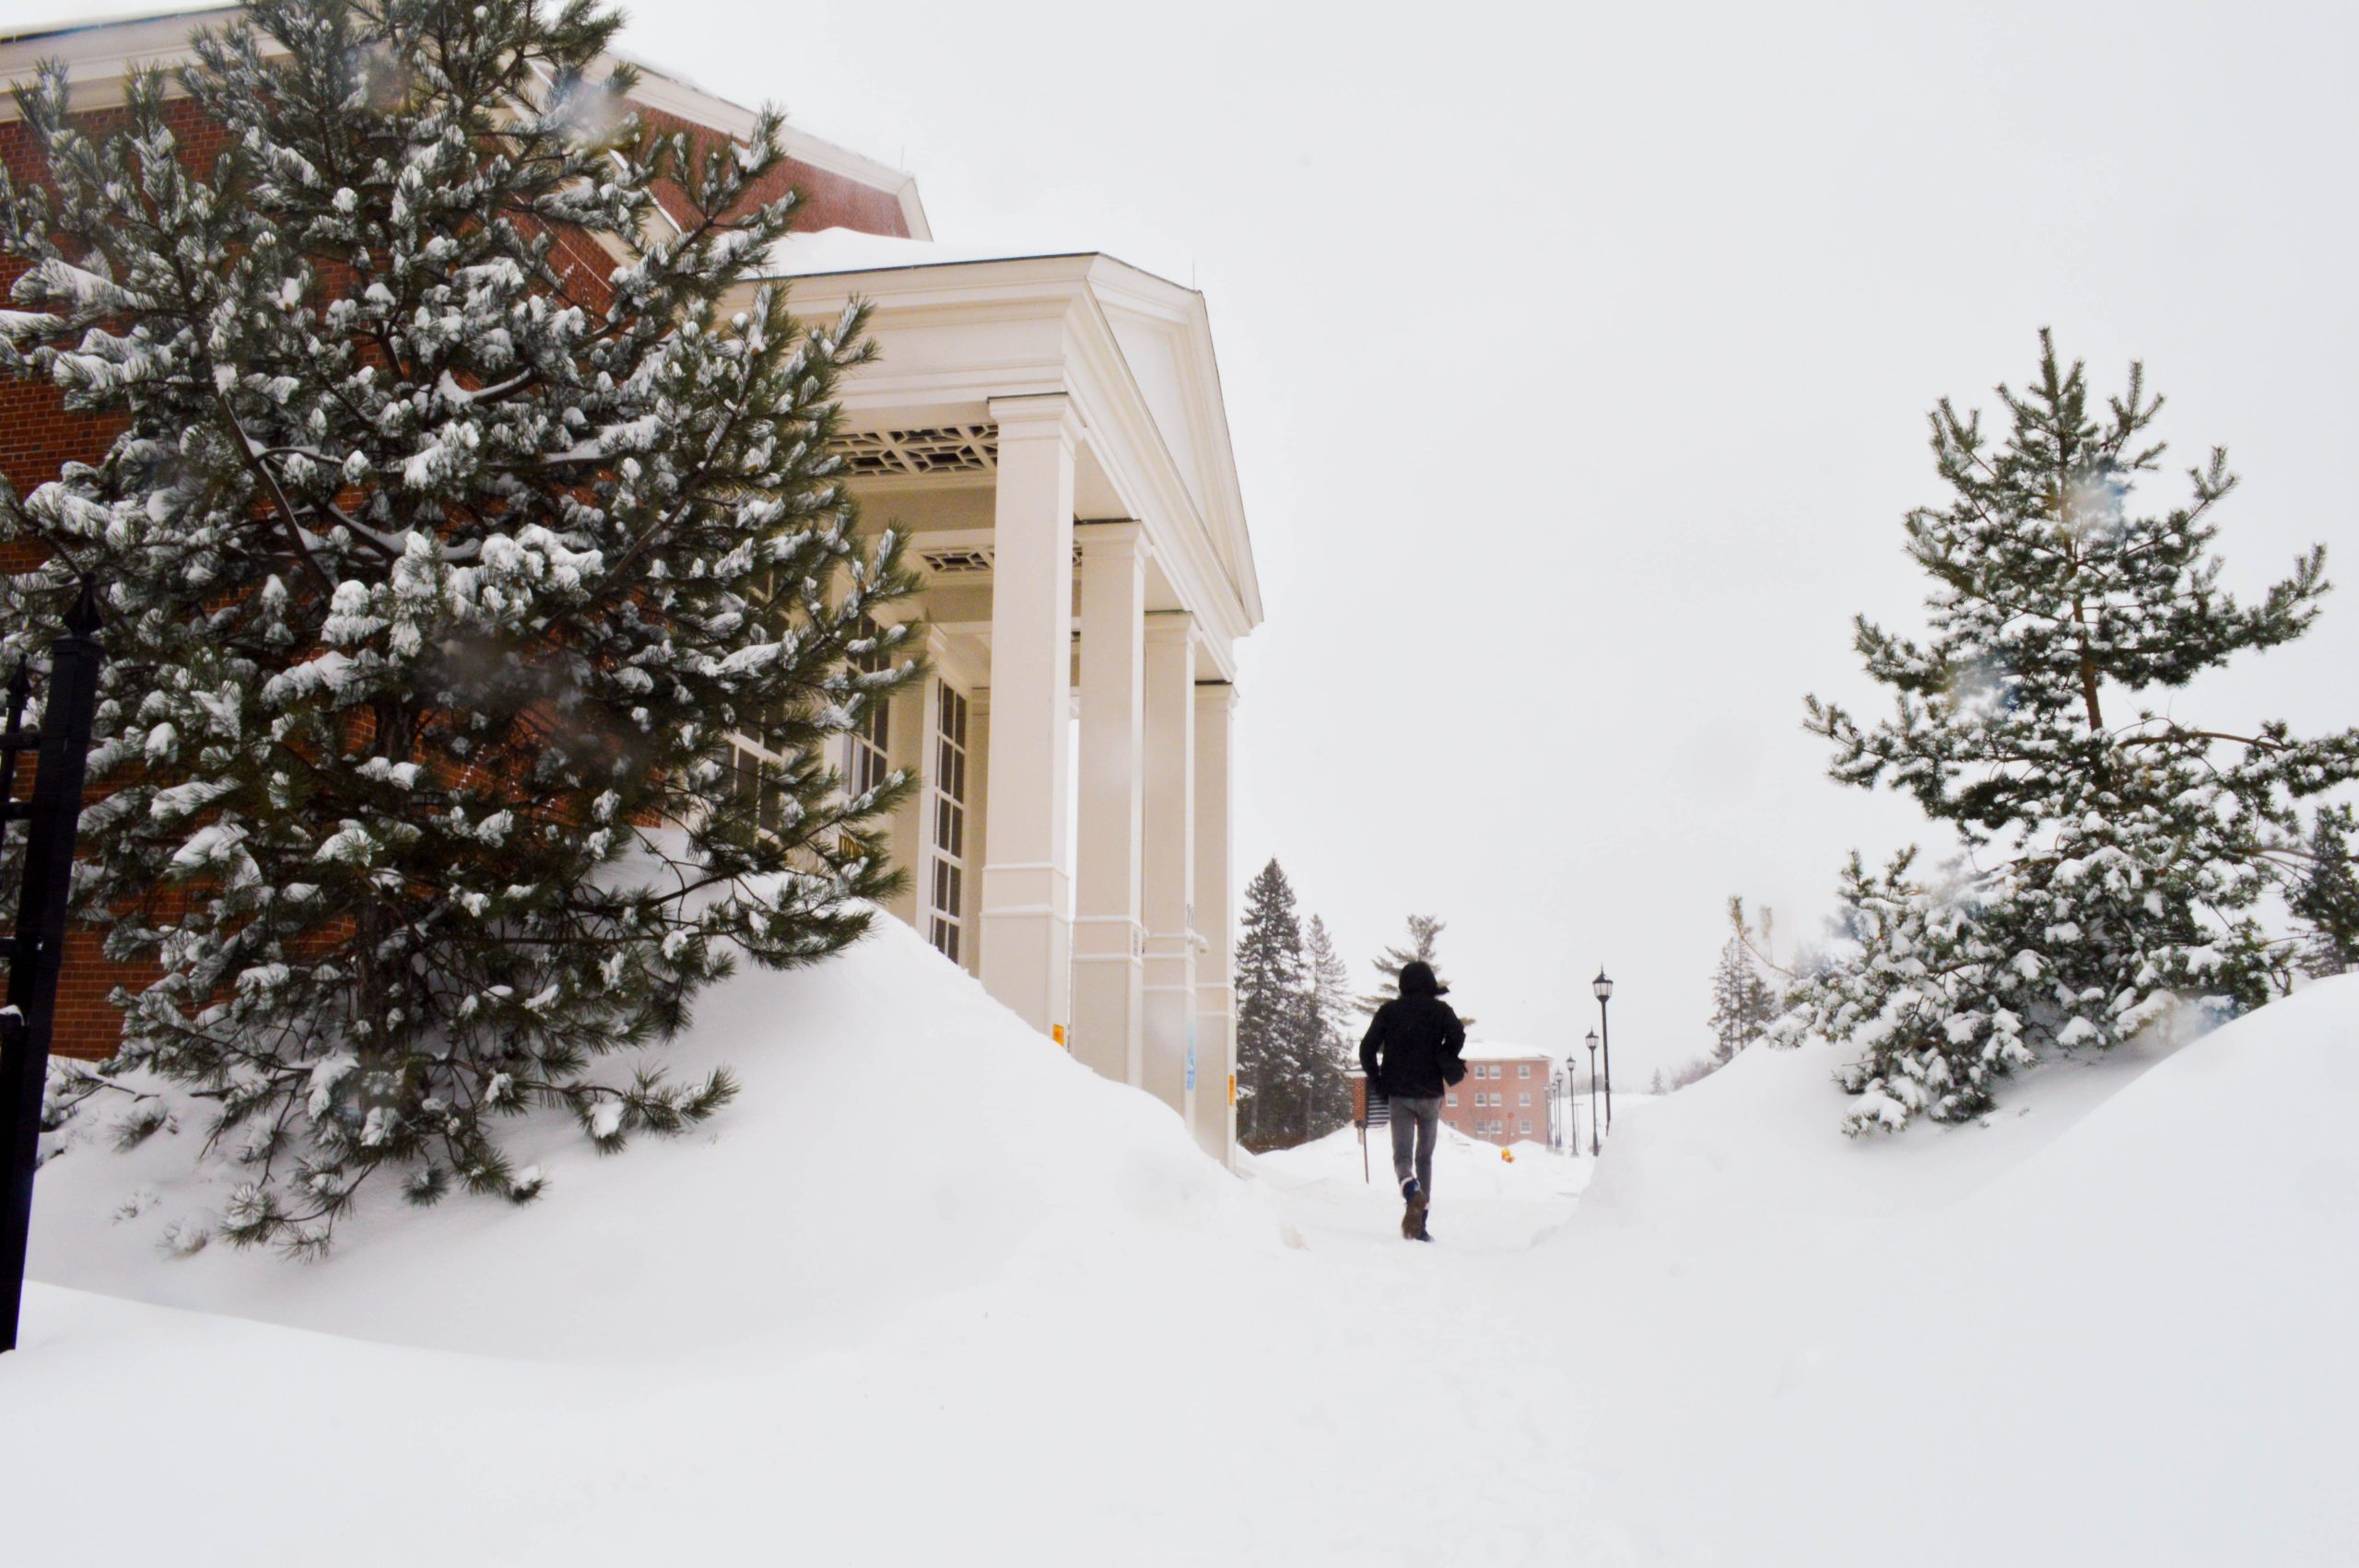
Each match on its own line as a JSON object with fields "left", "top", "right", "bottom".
{"left": 8, "top": 921, "right": 2357, "bottom": 1565}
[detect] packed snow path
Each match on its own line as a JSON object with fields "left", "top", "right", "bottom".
{"left": 9, "top": 925, "right": 2357, "bottom": 1565}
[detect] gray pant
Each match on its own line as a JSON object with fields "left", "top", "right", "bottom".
{"left": 1390, "top": 1094, "right": 1441, "bottom": 1196}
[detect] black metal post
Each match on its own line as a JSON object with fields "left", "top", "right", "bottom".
{"left": 2, "top": 582, "right": 106, "bottom": 1355}
{"left": 1587, "top": 1040, "right": 1601, "bottom": 1157}
{"left": 1600, "top": 990, "right": 1613, "bottom": 1135}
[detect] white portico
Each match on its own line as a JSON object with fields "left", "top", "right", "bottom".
{"left": 739, "top": 229, "right": 1262, "bottom": 1161}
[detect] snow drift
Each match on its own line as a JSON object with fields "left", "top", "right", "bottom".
{"left": 6, "top": 930, "right": 2354, "bottom": 1566}
{"left": 26, "top": 918, "right": 1263, "bottom": 1359}
{"left": 1553, "top": 979, "right": 2359, "bottom": 1564}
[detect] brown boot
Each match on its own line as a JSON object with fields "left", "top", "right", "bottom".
{"left": 1402, "top": 1190, "right": 1428, "bottom": 1241}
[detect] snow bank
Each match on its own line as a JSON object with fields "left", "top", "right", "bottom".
{"left": 28, "top": 918, "right": 1265, "bottom": 1360}
{"left": 1551, "top": 978, "right": 2359, "bottom": 1564}
{"left": 9, "top": 939, "right": 2354, "bottom": 1566}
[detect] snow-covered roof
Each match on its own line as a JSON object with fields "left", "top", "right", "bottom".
{"left": 0, "top": 3, "right": 234, "bottom": 45}
{"left": 1459, "top": 1039, "right": 1562, "bottom": 1063}
{"left": 1347, "top": 1039, "right": 1561, "bottom": 1075}
{"left": 0, "top": 12, "right": 933, "bottom": 240}
{"left": 761, "top": 227, "right": 1111, "bottom": 283}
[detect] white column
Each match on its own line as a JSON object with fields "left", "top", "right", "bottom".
{"left": 1072, "top": 522, "right": 1147, "bottom": 1087}
{"left": 979, "top": 393, "right": 1079, "bottom": 1042}
{"left": 963, "top": 692, "right": 990, "bottom": 980}
{"left": 882, "top": 645, "right": 926, "bottom": 932}
{"left": 1140, "top": 614, "right": 1197, "bottom": 1119}
{"left": 1191, "top": 681, "right": 1238, "bottom": 1164}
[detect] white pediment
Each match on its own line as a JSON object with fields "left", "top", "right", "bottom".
{"left": 1103, "top": 308, "right": 1209, "bottom": 518}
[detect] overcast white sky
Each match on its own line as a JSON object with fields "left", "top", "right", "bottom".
{"left": 17, "top": 0, "right": 2359, "bottom": 1082}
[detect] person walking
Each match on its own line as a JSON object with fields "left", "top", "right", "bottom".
{"left": 1359, "top": 960, "right": 1467, "bottom": 1242}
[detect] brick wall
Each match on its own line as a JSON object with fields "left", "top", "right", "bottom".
{"left": 1443, "top": 1055, "right": 1555, "bottom": 1146}
{"left": 632, "top": 102, "right": 912, "bottom": 240}
{"left": 4, "top": 84, "right": 910, "bottom": 1059}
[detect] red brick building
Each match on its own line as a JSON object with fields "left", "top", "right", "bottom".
{"left": 1442, "top": 1044, "right": 1561, "bottom": 1147}
{"left": 0, "top": 7, "right": 928, "bottom": 1059}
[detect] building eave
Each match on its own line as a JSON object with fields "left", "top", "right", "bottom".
{"left": 754, "top": 251, "right": 1261, "bottom": 674}
{"left": 0, "top": 9, "right": 934, "bottom": 244}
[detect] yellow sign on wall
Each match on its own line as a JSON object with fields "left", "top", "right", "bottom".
{"left": 1051, "top": 1024, "right": 1067, "bottom": 1049}
{"left": 1227, "top": 1073, "right": 1237, "bottom": 1107}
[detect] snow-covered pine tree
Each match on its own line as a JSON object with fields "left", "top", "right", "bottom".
{"left": 1297, "top": 913, "right": 1355, "bottom": 1141}
{"left": 2291, "top": 807, "right": 2359, "bottom": 977}
{"left": 1234, "top": 858, "right": 1309, "bottom": 1152}
{"left": 1706, "top": 898, "right": 1779, "bottom": 1066}
{"left": 1788, "top": 333, "right": 2359, "bottom": 1131}
{"left": 0, "top": 0, "right": 921, "bottom": 1253}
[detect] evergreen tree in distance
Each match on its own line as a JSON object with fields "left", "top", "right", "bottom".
{"left": 0, "top": 0, "right": 921, "bottom": 1253}
{"left": 1234, "top": 859, "right": 1309, "bottom": 1152}
{"left": 1784, "top": 333, "right": 2359, "bottom": 1132}
{"left": 1707, "top": 898, "right": 1780, "bottom": 1066}
{"left": 1359, "top": 914, "right": 1468, "bottom": 1025}
{"left": 2290, "top": 807, "right": 2359, "bottom": 977}
{"left": 1298, "top": 914, "right": 1356, "bottom": 1142}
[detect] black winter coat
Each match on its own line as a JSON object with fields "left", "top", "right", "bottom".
{"left": 1360, "top": 995, "right": 1468, "bottom": 1100}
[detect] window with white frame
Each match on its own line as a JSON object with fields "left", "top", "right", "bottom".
{"left": 1519, "top": 1120, "right": 1531, "bottom": 1135}
{"left": 846, "top": 623, "right": 893, "bottom": 802}
{"left": 724, "top": 732, "right": 781, "bottom": 840}
{"left": 1520, "top": 1063, "right": 1532, "bottom": 1078}
{"left": 1520, "top": 1092, "right": 1532, "bottom": 1107}
{"left": 926, "top": 682, "right": 970, "bottom": 965}
{"left": 1445, "top": 1093, "right": 1458, "bottom": 1106}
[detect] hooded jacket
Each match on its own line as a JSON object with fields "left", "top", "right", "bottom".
{"left": 1359, "top": 962, "right": 1468, "bottom": 1100}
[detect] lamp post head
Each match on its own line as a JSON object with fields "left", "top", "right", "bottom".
{"left": 1586, "top": 1029, "right": 1599, "bottom": 1057}
{"left": 1591, "top": 968, "right": 1614, "bottom": 1002}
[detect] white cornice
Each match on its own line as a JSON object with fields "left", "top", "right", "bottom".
{"left": 609, "top": 56, "right": 931, "bottom": 241}
{"left": 0, "top": 8, "right": 252, "bottom": 116}
{"left": 755, "top": 252, "right": 1262, "bottom": 678}
{"left": 0, "top": 8, "right": 938, "bottom": 244}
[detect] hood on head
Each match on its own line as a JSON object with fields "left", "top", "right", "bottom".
{"left": 1399, "top": 960, "right": 1448, "bottom": 998}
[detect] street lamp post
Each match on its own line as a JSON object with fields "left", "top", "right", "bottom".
{"left": 1592, "top": 967, "right": 1614, "bottom": 1135}
{"left": 1585, "top": 1030, "right": 1601, "bottom": 1156}
{"left": 1562, "top": 1056, "right": 1579, "bottom": 1156}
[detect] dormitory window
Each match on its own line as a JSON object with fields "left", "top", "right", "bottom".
{"left": 927, "top": 683, "right": 970, "bottom": 965}
{"left": 1520, "top": 1063, "right": 1532, "bottom": 1078}
{"left": 1519, "top": 1093, "right": 1531, "bottom": 1107}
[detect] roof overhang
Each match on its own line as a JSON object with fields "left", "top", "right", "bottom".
{"left": 0, "top": 7, "right": 931, "bottom": 240}
{"left": 751, "top": 235, "right": 1264, "bottom": 673}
